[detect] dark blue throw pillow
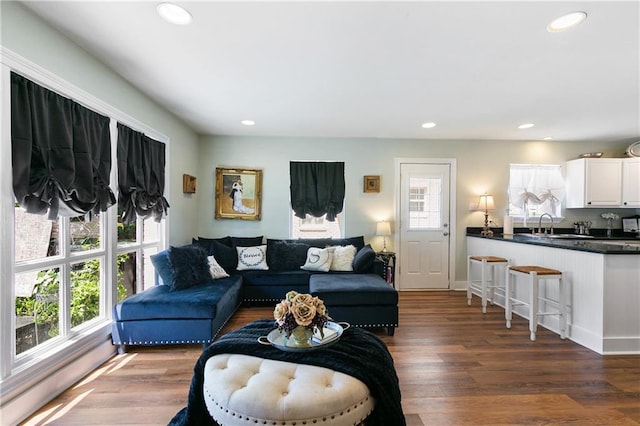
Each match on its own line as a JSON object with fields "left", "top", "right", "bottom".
{"left": 231, "top": 236, "right": 264, "bottom": 247}
{"left": 352, "top": 244, "right": 376, "bottom": 273}
{"left": 267, "top": 239, "right": 311, "bottom": 271}
{"left": 150, "top": 250, "right": 174, "bottom": 286}
{"left": 210, "top": 240, "right": 238, "bottom": 274}
{"left": 167, "top": 244, "right": 211, "bottom": 291}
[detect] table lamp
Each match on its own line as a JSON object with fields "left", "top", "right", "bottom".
{"left": 478, "top": 194, "right": 495, "bottom": 237}
{"left": 376, "top": 221, "right": 392, "bottom": 252}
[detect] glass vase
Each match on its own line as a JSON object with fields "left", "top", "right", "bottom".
{"left": 288, "top": 325, "right": 313, "bottom": 347}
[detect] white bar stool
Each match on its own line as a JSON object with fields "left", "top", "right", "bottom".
{"left": 505, "top": 265, "right": 567, "bottom": 341}
{"left": 467, "top": 255, "right": 510, "bottom": 313}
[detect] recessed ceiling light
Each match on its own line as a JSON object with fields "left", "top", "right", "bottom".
{"left": 157, "top": 3, "right": 192, "bottom": 25}
{"left": 421, "top": 122, "right": 436, "bottom": 129}
{"left": 518, "top": 123, "right": 535, "bottom": 129}
{"left": 547, "top": 12, "right": 587, "bottom": 32}
{"left": 241, "top": 120, "right": 255, "bottom": 126}
{"left": 543, "top": 137, "right": 553, "bottom": 140}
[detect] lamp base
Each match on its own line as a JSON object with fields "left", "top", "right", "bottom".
{"left": 481, "top": 213, "right": 493, "bottom": 237}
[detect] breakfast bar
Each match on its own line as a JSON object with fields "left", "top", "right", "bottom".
{"left": 467, "top": 233, "right": 640, "bottom": 355}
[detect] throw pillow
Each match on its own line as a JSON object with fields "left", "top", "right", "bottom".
{"left": 208, "top": 255, "right": 230, "bottom": 279}
{"left": 353, "top": 244, "right": 376, "bottom": 273}
{"left": 193, "top": 236, "right": 232, "bottom": 254}
{"left": 168, "top": 245, "right": 212, "bottom": 291}
{"left": 210, "top": 240, "right": 238, "bottom": 274}
{"left": 267, "top": 239, "right": 311, "bottom": 271}
{"left": 236, "top": 245, "right": 269, "bottom": 271}
{"left": 150, "top": 250, "right": 173, "bottom": 286}
{"left": 330, "top": 245, "right": 357, "bottom": 271}
{"left": 301, "top": 247, "right": 333, "bottom": 272}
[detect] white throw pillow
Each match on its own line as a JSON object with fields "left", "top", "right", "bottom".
{"left": 330, "top": 245, "right": 357, "bottom": 271}
{"left": 236, "top": 245, "right": 269, "bottom": 271}
{"left": 301, "top": 247, "right": 333, "bottom": 272}
{"left": 208, "top": 255, "right": 230, "bottom": 279}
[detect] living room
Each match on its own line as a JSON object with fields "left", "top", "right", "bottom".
{"left": 1, "top": 1, "right": 639, "bottom": 425}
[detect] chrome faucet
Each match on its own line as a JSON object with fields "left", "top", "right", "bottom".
{"left": 538, "top": 213, "right": 554, "bottom": 234}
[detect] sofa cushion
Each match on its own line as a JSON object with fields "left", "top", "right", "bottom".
{"left": 310, "top": 274, "right": 397, "bottom": 306}
{"left": 114, "top": 276, "right": 242, "bottom": 321}
{"left": 193, "top": 236, "right": 233, "bottom": 253}
{"left": 236, "top": 245, "right": 269, "bottom": 270}
{"left": 267, "top": 239, "right": 311, "bottom": 271}
{"left": 168, "top": 244, "right": 212, "bottom": 291}
{"left": 329, "top": 245, "right": 357, "bottom": 271}
{"left": 353, "top": 245, "right": 376, "bottom": 273}
{"left": 301, "top": 247, "right": 333, "bottom": 272}
{"left": 231, "top": 236, "right": 264, "bottom": 247}
{"left": 241, "top": 270, "right": 312, "bottom": 287}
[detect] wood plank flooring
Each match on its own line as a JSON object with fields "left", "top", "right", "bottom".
{"left": 21, "top": 291, "right": 640, "bottom": 425}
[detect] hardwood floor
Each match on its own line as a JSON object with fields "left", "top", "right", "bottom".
{"left": 21, "top": 291, "right": 640, "bottom": 425}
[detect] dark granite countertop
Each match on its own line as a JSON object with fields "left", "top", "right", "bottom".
{"left": 467, "top": 229, "right": 640, "bottom": 255}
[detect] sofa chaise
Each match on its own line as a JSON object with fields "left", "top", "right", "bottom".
{"left": 111, "top": 236, "right": 398, "bottom": 353}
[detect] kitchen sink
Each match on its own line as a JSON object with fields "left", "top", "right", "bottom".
{"left": 516, "top": 233, "right": 594, "bottom": 239}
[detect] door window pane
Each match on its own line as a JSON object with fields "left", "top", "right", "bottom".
{"left": 15, "top": 268, "right": 60, "bottom": 354}
{"left": 408, "top": 176, "right": 442, "bottom": 229}
{"left": 70, "top": 260, "right": 102, "bottom": 328}
{"left": 70, "top": 214, "right": 102, "bottom": 252}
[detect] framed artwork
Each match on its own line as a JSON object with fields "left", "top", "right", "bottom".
{"left": 215, "top": 167, "right": 262, "bottom": 220}
{"left": 182, "top": 174, "right": 196, "bottom": 193}
{"left": 364, "top": 175, "right": 381, "bottom": 193}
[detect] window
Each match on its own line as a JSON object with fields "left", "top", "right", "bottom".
{"left": 508, "top": 164, "right": 564, "bottom": 223}
{"left": 2, "top": 61, "right": 167, "bottom": 398}
{"left": 408, "top": 176, "right": 442, "bottom": 229}
{"left": 291, "top": 212, "right": 344, "bottom": 239}
{"left": 289, "top": 161, "right": 345, "bottom": 239}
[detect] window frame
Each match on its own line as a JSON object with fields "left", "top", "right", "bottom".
{"left": 0, "top": 51, "right": 168, "bottom": 396}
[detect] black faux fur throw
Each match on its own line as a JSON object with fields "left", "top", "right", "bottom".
{"left": 168, "top": 319, "right": 405, "bottom": 426}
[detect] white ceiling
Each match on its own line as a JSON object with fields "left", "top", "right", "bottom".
{"left": 21, "top": 1, "right": 640, "bottom": 143}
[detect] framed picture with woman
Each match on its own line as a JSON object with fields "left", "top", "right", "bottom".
{"left": 215, "top": 167, "right": 263, "bottom": 220}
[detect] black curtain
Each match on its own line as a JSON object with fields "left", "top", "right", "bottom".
{"left": 11, "top": 72, "right": 115, "bottom": 219}
{"left": 117, "top": 123, "right": 169, "bottom": 224}
{"left": 290, "top": 161, "right": 345, "bottom": 221}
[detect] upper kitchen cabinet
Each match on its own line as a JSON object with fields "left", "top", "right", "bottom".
{"left": 566, "top": 158, "right": 624, "bottom": 208}
{"left": 622, "top": 157, "right": 640, "bottom": 207}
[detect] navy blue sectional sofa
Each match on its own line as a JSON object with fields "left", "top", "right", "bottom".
{"left": 111, "top": 236, "right": 398, "bottom": 353}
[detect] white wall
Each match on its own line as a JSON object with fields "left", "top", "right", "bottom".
{"left": 198, "top": 135, "right": 638, "bottom": 281}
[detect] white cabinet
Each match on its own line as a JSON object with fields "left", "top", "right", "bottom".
{"left": 566, "top": 158, "right": 623, "bottom": 208}
{"left": 622, "top": 157, "right": 640, "bottom": 207}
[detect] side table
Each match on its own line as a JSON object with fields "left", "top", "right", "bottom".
{"left": 376, "top": 251, "right": 396, "bottom": 288}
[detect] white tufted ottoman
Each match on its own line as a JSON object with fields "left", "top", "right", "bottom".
{"left": 203, "top": 354, "right": 374, "bottom": 426}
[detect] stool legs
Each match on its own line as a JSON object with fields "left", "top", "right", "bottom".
{"left": 468, "top": 256, "right": 508, "bottom": 314}
{"left": 506, "top": 267, "right": 566, "bottom": 341}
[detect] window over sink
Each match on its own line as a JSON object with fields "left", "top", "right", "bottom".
{"left": 508, "top": 164, "right": 564, "bottom": 224}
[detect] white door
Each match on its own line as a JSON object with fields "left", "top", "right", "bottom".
{"left": 398, "top": 162, "right": 451, "bottom": 289}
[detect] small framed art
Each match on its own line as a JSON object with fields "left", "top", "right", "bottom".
{"left": 363, "top": 175, "right": 380, "bottom": 193}
{"left": 215, "top": 167, "right": 262, "bottom": 220}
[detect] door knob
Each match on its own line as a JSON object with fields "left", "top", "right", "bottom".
{"left": 443, "top": 232, "right": 449, "bottom": 236}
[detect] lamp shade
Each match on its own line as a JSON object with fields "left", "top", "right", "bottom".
{"left": 376, "top": 221, "right": 392, "bottom": 236}
{"left": 478, "top": 194, "right": 495, "bottom": 211}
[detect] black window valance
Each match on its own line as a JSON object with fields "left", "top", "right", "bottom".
{"left": 11, "top": 72, "right": 115, "bottom": 219}
{"left": 117, "top": 123, "right": 169, "bottom": 224}
{"left": 290, "top": 161, "right": 345, "bottom": 221}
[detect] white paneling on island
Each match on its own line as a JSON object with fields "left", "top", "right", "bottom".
{"left": 467, "top": 234, "right": 640, "bottom": 355}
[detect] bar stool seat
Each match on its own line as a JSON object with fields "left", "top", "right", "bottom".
{"left": 467, "top": 255, "right": 510, "bottom": 313}
{"left": 506, "top": 265, "right": 567, "bottom": 341}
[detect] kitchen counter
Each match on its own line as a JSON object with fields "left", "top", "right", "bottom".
{"left": 467, "top": 233, "right": 640, "bottom": 355}
{"left": 467, "top": 232, "right": 640, "bottom": 254}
